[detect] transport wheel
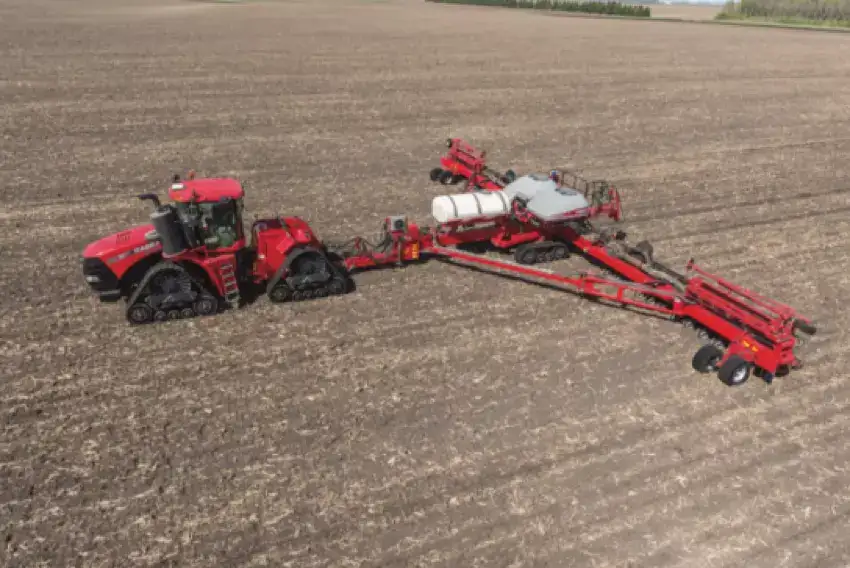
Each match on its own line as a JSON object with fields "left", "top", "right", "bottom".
{"left": 717, "top": 355, "right": 751, "bottom": 387}
{"left": 429, "top": 168, "right": 443, "bottom": 182}
{"left": 691, "top": 344, "right": 723, "bottom": 374}
{"left": 193, "top": 295, "right": 219, "bottom": 316}
{"left": 438, "top": 170, "right": 454, "bottom": 185}
{"left": 126, "top": 303, "right": 153, "bottom": 325}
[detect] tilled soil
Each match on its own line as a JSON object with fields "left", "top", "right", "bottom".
{"left": 2, "top": 0, "right": 850, "bottom": 566}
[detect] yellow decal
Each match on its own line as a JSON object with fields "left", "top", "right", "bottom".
{"left": 410, "top": 243, "right": 419, "bottom": 259}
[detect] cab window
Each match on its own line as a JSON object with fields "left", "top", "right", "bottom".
{"left": 200, "top": 199, "right": 241, "bottom": 249}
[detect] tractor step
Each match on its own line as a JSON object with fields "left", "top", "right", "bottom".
{"left": 219, "top": 262, "right": 241, "bottom": 307}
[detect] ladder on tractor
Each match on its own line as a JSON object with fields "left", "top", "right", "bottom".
{"left": 219, "top": 261, "right": 240, "bottom": 308}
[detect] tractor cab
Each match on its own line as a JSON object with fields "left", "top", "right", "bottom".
{"left": 167, "top": 177, "right": 246, "bottom": 252}
{"left": 140, "top": 175, "right": 247, "bottom": 258}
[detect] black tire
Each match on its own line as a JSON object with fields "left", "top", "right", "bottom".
{"left": 793, "top": 320, "right": 817, "bottom": 336}
{"left": 504, "top": 169, "right": 517, "bottom": 183}
{"left": 180, "top": 307, "right": 195, "bottom": 318}
{"left": 692, "top": 344, "right": 723, "bottom": 374}
{"left": 127, "top": 303, "right": 153, "bottom": 325}
{"left": 717, "top": 355, "right": 751, "bottom": 387}
{"left": 268, "top": 282, "right": 292, "bottom": 303}
{"left": 193, "top": 295, "right": 219, "bottom": 317}
{"left": 551, "top": 244, "right": 568, "bottom": 260}
{"left": 429, "top": 168, "right": 443, "bottom": 182}
{"left": 438, "top": 170, "right": 454, "bottom": 185}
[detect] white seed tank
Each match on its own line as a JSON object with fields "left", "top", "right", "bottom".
{"left": 430, "top": 173, "right": 593, "bottom": 225}
{"left": 431, "top": 191, "right": 512, "bottom": 224}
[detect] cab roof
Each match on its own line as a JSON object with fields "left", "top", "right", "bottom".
{"left": 168, "top": 178, "right": 244, "bottom": 203}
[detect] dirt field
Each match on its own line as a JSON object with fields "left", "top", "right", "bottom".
{"left": 2, "top": 0, "right": 850, "bottom": 566}
{"left": 648, "top": 4, "right": 723, "bottom": 20}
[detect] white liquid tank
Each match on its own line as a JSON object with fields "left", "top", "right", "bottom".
{"left": 431, "top": 191, "right": 511, "bottom": 224}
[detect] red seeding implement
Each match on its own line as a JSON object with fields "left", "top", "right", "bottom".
{"left": 81, "top": 140, "right": 816, "bottom": 387}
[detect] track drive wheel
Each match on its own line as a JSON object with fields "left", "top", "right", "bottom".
{"left": 551, "top": 243, "right": 569, "bottom": 260}
{"left": 717, "top": 355, "right": 751, "bottom": 387}
{"left": 268, "top": 282, "right": 293, "bottom": 303}
{"left": 692, "top": 344, "right": 723, "bottom": 374}
{"left": 193, "top": 295, "right": 219, "bottom": 317}
{"left": 430, "top": 168, "right": 443, "bottom": 182}
{"left": 328, "top": 277, "right": 348, "bottom": 296}
{"left": 515, "top": 244, "right": 538, "bottom": 265}
{"left": 127, "top": 303, "right": 153, "bottom": 325}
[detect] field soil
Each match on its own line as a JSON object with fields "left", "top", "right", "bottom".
{"left": 649, "top": 4, "right": 723, "bottom": 20}
{"left": 2, "top": 0, "right": 850, "bottom": 566}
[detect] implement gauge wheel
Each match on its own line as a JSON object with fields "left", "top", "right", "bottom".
{"left": 430, "top": 168, "right": 443, "bottom": 182}
{"left": 793, "top": 320, "right": 817, "bottom": 336}
{"left": 692, "top": 344, "right": 723, "bottom": 374}
{"left": 717, "top": 355, "right": 751, "bottom": 387}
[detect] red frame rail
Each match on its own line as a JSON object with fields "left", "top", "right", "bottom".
{"left": 424, "top": 244, "right": 802, "bottom": 375}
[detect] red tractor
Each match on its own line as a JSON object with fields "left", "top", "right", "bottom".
{"left": 81, "top": 174, "right": 352, "bottom": 324}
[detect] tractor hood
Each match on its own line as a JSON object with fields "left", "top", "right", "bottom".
{"left": 82, "top": 223, "right": 158, "bottom": 261}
